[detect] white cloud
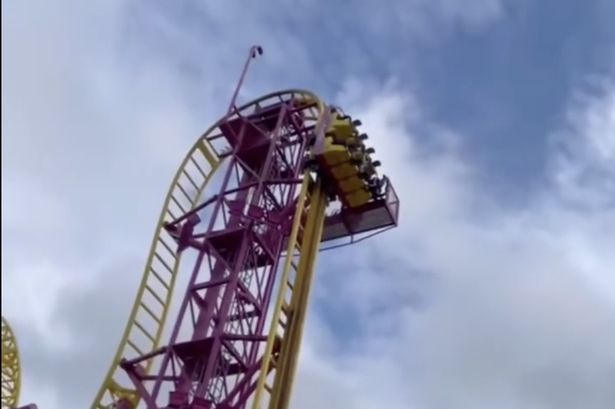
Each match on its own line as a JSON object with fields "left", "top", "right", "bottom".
{"left": 296, "top": 76, "right": 615, "bottom": 409}
{"left": 549, "top": 77, "right": 615, "bottom": 209}
{"left": 395, "top": 0, "right": 504, "bottom": 34}
{"left": 1, "top": 260, "right": 72, "bottom": 347}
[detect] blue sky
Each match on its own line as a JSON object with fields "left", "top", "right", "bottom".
{"left": 120, "top": 0, "right": 614, "bottom": 199}
{"left": 2, "top": 1, "right": 615, "bottom": 409}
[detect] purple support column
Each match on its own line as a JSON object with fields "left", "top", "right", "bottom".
{"left": 120, "top": 92, "right": 322, "bottom": 409}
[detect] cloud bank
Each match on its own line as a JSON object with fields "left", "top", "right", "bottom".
{"left": 296, "top": 75, "right": 615, "bottom": 409}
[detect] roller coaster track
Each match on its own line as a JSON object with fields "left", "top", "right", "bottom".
{"left": 2, "top": 317, "right": 21, "bottom": 409}
{"left": 251, "top": 177, "right": 328, "bottom": 409}
{"left": 91, "top": 134, "right": 221, "bottom": 409}
{"left": 4, "top": 84, "right": 394, "bottom": 409}
{"left": 91, "top": 89, "right": 325, "bottom": 409}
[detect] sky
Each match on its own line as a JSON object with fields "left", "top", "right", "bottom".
{"left": 2, "top": 1, "right": 615, "bottom": 409}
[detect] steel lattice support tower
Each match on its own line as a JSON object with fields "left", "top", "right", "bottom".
{"left": 120, "top": 86, "right": 326, "bottom": 408}
{"left": 86, "top": 46, "right": 399, "bottom": 409}
{"left": 3, "top": 45, "right": 399, "bottom": 409}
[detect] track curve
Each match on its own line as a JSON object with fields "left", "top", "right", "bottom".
{"left": 91, "top": 135, "right": 221, "bottom": 409}
{"left": 2, "top": 317, "right": 21, "bottom": 409}
{"left": 92, "top": 90, "right": 324, "bottom": 409}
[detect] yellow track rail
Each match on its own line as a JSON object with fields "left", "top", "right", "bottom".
{"left": 251, "top": 176, "right": 328, "bottom": 409}
{"left": 91, "top": 137, "right": 220, "bottom": 409}
{"left": 2, "top": 317, "right": 21, "bottom": 409}
{"left": 91, "top": 89, "right": 325, "bottom": 409}
{"left": 268, "top": 180, "right": 327, "bottom": 409}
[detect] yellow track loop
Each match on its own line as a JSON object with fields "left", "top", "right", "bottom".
{"left": 252, "top": 177, "right": 328, "bottom": 409}
{"left": 91, "top": 137, "right": 220, "bottom": 409}
{"left": 2, "top": 317, "right": 21, "bottom": 409}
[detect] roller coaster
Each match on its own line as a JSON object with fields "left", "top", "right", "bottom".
{"left": 1, "top": 46, "right": 399, "bottom": 409}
